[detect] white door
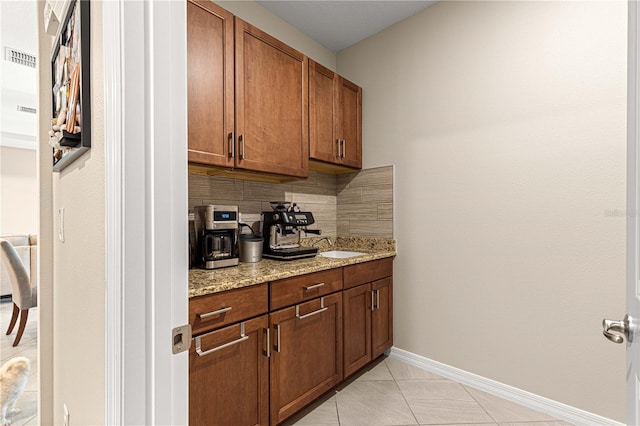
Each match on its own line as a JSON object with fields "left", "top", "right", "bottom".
{"left": 103, "top": 1, "right": 189, "bottom": 424}
{"left": 603, "top": 2, "right": 640, "bottom": 424}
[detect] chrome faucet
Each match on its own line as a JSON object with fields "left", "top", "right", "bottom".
{"left": 312, "top": 237, "right": 333, "bottom": 248}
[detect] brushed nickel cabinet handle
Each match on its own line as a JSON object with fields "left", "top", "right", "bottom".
{"left": 376, "top": 289, "right": 380, "bottom": 310}
{"left": 198, "top": 306, "right": 232, "bottom": 319}
{"left": 370, "top": 290, "right": 375, "bottom": 311}
{"left": 274, "top": 323, "right": 281, "bottom": 352}
{"left": 228, "top": 132, "right": 235, "bottom": 158}
{"left": 296, "top": 297, "right": 328, "bottom": 319}
{"left": 239, "top": 134, "right": 245, "bottom": 160}
{"left": 341, "top": 139, "right": 346, "bottom": 158}
{"left": 336, "top": 139, "right": 341, "bottom": 158}
{"left": 304, "top": 282, "right": 325, "bottom": 291}
{"left": 195, "top": 322, "right": 248, "bottom": 357}
{"left": 265, "top": 327, "right": 270, "bottom": 358}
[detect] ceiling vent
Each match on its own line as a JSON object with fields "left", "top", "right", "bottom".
{"left": 17, "top": 105, "right": 37, "bottom": 114}
{"left": 5, "top": 47, "right": 36, "bottom": 68}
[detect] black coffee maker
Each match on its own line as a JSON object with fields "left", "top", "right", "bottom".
{"left": 262, "top": 202, "right": 320, "bottom": 260}
{"left": 194, "top": 205, "right": 239, "bottom": 269}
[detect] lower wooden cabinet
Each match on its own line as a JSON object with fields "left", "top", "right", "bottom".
{"left": 189, "top": 258, "right": 393, "bottom": 425}
{"left": 372, "top": 277, "right": 393, "bottom": 358}
{"left": 269, "top": 292, "right": 343, "bottom": 425}
{"left": 343, "top": 283, "right": 372, "bottom": 376}
{"left": 189, "top": 314, "right": 269, "bottom": 426}
{"left": 343, "top": 277, "right": 393, "bottom": 378}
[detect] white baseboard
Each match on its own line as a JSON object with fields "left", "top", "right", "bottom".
{"left": 389, "top": 347, "right": 623, "bottom": 426}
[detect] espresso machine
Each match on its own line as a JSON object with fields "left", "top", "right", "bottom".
{"left": 194, "top": 205, "right": 239, "bottom": 269}
{"left": 262, "top": 202, "right": 321, "bottom": 260}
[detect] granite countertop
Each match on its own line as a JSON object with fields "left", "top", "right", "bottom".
{"left": 189, "top": 237, "right": 396, "bottom": 298}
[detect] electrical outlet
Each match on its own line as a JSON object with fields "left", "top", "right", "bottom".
{"left": 63, "top": 403, "right": 70, "bottom": 426}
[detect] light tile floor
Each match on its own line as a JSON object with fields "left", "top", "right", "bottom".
{"left": 0, "top": 299, "right": 38, "bottom": 426}
{"left": 285, "top": 357, "right": 574, "bottom": 426}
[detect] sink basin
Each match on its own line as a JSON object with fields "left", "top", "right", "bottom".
{"left": 318, "top": 250, "right": 366, "bottom": 259}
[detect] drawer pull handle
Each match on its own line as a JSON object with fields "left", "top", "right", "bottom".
{"left": 304, "top": 282, "right": 325, "bottom": 291}
{"left": 296, "top": 297, "right": 328, "bottom": 320}
{"left": 195, "top": 322, "right": 248, "bottom": 357}
{"left": 370, "top": 290, "right": 375, "bottom": 311}
{"left": 199, "top": 306, "right": 232, "bottom": 319}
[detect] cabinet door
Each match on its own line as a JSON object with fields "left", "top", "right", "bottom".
{"left": 235, "top": 18, "right": 309, "bottom": 178}
{"left": 309, "top": 60, "right": 339, "bottom": 164}
{"left": 337, "top": 76, "right": 362, "bottom": 169}
{"left": 189, "top": 315, "right": 269, "bottom": 426}
{"left": 343, "top": 283, "right": 372, "bottom": 378}
{"left": 371, "top": 277, "right": 393, "bottom": 358}
{"left": 270, "top": 292, "right": 343, "bottom": 425}
{"left": 187, "top": 0, "right": 234, "bottom": 168}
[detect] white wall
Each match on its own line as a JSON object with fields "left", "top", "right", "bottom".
{"left": 0, "top": 0, "right": 37, "bottom": 147}
{"left": 0, "top": 146, "right": 37, "bottom": 234}
{"left": 38, "top": 1, "right": 105, "bottom": 424}
{"left": 338, "top": 1, "right": 627, "bottom": 421}
{"left": 0, "top": 0, "right": 38, "bottom": 236}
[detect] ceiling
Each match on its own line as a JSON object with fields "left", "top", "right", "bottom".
{"left": 256, "top": 1, "right": 437, "bottom": 52}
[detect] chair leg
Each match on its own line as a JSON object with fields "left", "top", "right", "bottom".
{"left": 12, "top": 308, "right": 29, "bottom": 347}
{"left": 5, "top": 302, "right": 19, "bottom": 335}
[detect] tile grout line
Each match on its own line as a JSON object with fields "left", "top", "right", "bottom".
{"left": 389, "top": 363, "right": 422, "bottom": 426}
{"left": 461, "top": 384, "right": 500, "bottom": 424}
{"left": 334, "top": 390, "right": 342, "bottom": 426}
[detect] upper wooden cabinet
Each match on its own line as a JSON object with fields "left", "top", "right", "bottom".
{"left": 235, "top": 19, "right": 309, "bottom": 178}
{"left": 337, "top": 76, "right": 362, "bottom": 168}
{"left": 309, "top": 61, "right": 338, "bottom": 164}
{"left": 186, "top": 0, "right": 234, "bottom": 168}
{"left": 309, "top": 59, "right": 362, "bottom": 170}
{"left": 187, "top": 6, "right": 309, "bottom": 179}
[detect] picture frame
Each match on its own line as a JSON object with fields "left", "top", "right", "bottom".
{"left": 50, "top": 0, "right": 90, "bottom": 173}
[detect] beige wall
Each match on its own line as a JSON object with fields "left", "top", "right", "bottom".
{"left": 38, "top": 2, "right": 105, "bottom": 424}
{"left": 0, "top": 146, "right": 38, "bottom": 234}
{"left": 214, "top": 0, "right": 336, "bottom": 71}
{"left": 338, "top": 1, "right": 627, "bottom": 421}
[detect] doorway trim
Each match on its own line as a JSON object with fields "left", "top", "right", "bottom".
{"left": 103, "top": 1, "right": 189, "bottom": 424}
{"left": 103, "top": 0, "right": 124, "bottom": 423}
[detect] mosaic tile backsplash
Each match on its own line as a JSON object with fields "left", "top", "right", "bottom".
{"left": 188, "top": 165, "right": 393, "bottom": 238}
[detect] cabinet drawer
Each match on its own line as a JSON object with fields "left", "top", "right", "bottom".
{"left": 190, "top": 283, "right": 268, "bottom": 336}
{"left": 270, "top": 268, "right": 343, "bottom": 310}
{"left": 343, "top": 258, "right": 393, "bottom": 289}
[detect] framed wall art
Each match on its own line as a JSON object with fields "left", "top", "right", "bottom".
{"left": 50, "top": 0, "right": 90, "bottom": 173}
